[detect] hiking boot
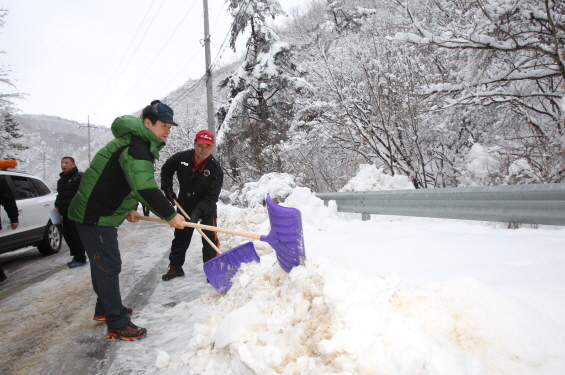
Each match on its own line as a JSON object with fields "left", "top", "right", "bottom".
{"left": 68, "top": 258, "right": 87, "bottom": 266}
{"left": 68, "top": 260, "right": 88, "bottom": 269}
{"left": 162, "top": 264, "right": 184, "bottom": 281}
{"left": 106, "top": 322, "right": 147, "bottom": 341}
{"left": 93, "top": 307, "right": 133, "bottom": 321}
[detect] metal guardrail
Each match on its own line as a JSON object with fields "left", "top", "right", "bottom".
{"left": 315, "top": 183, "right": 565, "bottom": 226}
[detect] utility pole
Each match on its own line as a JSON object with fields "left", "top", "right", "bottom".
{"left": 88, "top": 116, "right": 91, "bottom": 163}
{"left": 203, "top": 0, "right": 216, "bottom": 156}
{"left": 80, "top": 116, "right": 97, "bottom": 164}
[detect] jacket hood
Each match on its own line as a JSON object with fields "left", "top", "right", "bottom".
{"left": 111, "top": 115, "right": 166, "bottom": 159}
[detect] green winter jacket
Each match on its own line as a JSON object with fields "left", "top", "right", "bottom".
{"left": 68, "top": 115, "right": 176, "bottom": 226}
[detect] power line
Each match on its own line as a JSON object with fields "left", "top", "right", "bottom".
{"left": 171, "top": 0, "right": 251, "bottom": 107}
{"left": 210, "top": 0, "right": 252, "bottom": 71}
{"left": 157, "top": 45, "right": 204, "bottom": 99}
{"left": 91, "top": 0, "right": 166, "bottom": 120}
{"left": 169, "top": 75, "right": 207, "bottom": 106}
{"left": 89, "top": 0, "right": 157, "bottom": 117}
{"left": 103, "top": 0, "right": 200, "bottom": 123}
{"left": 210, "top": 1, "right": 227, "bottom": 34}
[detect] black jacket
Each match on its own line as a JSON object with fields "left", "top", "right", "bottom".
{"left": 0, "top": 176, "right": 18, "bottom": 230}
{"left": 160, "top": 149, "right": 223, "bottom": 216}
{"left": 55, "top": 166, "right": 83, "bottom": 217}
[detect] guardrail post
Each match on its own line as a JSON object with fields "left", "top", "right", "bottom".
{"left": 361, "top": 213, "right": 371, "bottom": 221}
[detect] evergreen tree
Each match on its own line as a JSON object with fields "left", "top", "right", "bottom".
{"left": 0, "top": 9, "right": 26, "bottom": 161}
{"left": 217, "top": 0, "right": 308, "bottom": 183}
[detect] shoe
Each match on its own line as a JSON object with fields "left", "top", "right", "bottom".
{"left": 106, "top": 322, "right": 147, "bottom": 341}
{"left": 66, "top": 261, "right": 73, "bottom": 266}
{"left": 68, "top": 261, "right": 88, "bottom": 269}
{"left": 162, "top": 264, "right": 185, "bottom": 281}
{"left": 0, "top": 269, "right": 6, "bottom": 283}
{"left": 93, "top": 307, "right": 133, "bottom": 321}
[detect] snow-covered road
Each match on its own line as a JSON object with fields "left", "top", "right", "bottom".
{"left": 0, "top": 218, "right": 206, "bottom": 374}
{"left": 1, "top": 187, "right": 564, "bottom": 375}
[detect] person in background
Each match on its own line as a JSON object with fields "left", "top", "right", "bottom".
{"left": 54, "top": 156, "right": 87, "bottom": 269}
{"left": 68, "top": 100, "right": 186, "bottom": 341}
{"left": 0, "top": 175, "right": 19, "bottom": 282}
{"left": 160, "top": 129, "right": 223, "bottom": 281}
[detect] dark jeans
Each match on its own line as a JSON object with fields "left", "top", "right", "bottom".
{"left": 76, "top": 223, "right": 130, "bottom": 328}
{"left": 169, "top": 212, "right": 220, "bottom": 267}
{"left": 62, "top": 216, "right": 87, "bottom": 263}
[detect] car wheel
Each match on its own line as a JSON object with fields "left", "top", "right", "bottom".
{"left": 37, "top": 220, "right": 62, "bottom": 255}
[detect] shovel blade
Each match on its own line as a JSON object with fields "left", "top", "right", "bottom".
{"left": 203, "top": 241, "right": 260, "bottom": 293}
{"left": 261, "top": 194, "right": 306, "bottom": 273}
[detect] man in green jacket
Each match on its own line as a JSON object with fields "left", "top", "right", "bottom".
{"left": 68, "top": 100, "right": 186, "bottom": 341}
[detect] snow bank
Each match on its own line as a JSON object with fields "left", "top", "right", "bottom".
{"left": 102, "top": 169, "right": 565, "bottom": 374}
{"left": 339, "top": 164, "right": 414, "bottom": 192}
{"left": 227, "top": 172, "right": 298, "bottom": 207}
{"left": 178, "top": 191, "right": 565, "bottom": 375}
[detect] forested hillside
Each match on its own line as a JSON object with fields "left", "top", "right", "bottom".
{"left": 12, "top": 114, "right": 112, "bottom": 189}
{"left": 2, "top": 0, "right": 563, "bottom": 194}
{"left": 164, "top": 0, "right": 564, "bottom": 192}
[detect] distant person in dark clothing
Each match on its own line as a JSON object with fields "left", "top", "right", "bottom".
{"left": 160, "top": 130, "right": 223, "bottom": 281}
{"left": 54, "top": 156, "right": 87, "bottom": 269}
{"left": 0, "top": 175, "right": 20, "bottom": 282}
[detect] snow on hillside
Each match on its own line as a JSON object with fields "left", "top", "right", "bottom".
{"left": 13, "top": 114, "right": 112, "bottom": 189}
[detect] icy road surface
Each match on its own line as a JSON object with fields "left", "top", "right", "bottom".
{"left": 0, "top": 218, "right": 209, "bottom": 374}
{"left": 1, "top": 191, "right": 565, "bottom": 375}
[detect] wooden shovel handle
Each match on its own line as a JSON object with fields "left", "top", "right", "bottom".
{"left": 134, "top": 214, "right": 262, "bottom": 241}
{"left": 172, "top": 199, "right": 221, "bottom": 254}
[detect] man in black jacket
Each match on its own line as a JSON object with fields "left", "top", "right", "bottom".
{"left": 0, "top": 175, "right": 19, "bottom": 282}
{"left": 55, "top": 156, "right": 87, "bottom": 268}
{"left": 160, "top": 130, "right": 224, "bottom": 281}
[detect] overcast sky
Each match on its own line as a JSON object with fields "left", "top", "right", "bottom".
{"left": 1, "top": 0, "right": 307, "bottom": 126}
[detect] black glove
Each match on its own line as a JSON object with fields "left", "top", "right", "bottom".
{"left": 162, "top": 186, "right": 177, "bottom": 204}
{"left": 190, "top": 208, "right": 202, "bottom": 224}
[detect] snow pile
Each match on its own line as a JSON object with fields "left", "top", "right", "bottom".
{"left": 217, "top": 186, "right": 338, "bottom": 254}
{"left": 175, "top": 191, "right": 565, "bottom": 375}
{"left": 181, "top": 257, "right": 563, "bottom": 374}
{"left": 101, "top": 166, "right": 565, "bottom": 375}
{"left": 228, "top": 173, "right": 298, "bottom": 207}
{"left": 339, "top": 164, "right": 415, "bottom": 192}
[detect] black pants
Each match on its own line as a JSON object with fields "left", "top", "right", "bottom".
{"left": 169, "top": 212, "right": 220, "bottom": 267}
{"left": 76, "top": 224, "right": 130, "bottom": 328}
{"left": 62, "top": 216, "right": 87, "bottom": 263}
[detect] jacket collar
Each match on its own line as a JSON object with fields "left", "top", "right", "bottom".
{"left": 59, "top": 166, "right": 79, "bottom": 178}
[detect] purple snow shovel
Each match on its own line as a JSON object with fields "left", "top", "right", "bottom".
{"left": 135, "top": 194, "right": 305, "bottom": 292}
{"left": 203, "top": 194, "right": 306, "bottom": 291}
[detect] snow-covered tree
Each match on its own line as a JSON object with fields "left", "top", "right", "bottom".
{"left": 394, "top": 0, "right": 565, "bottom": 183}
{"left": 0, "top": 109, "right": 27, "bottom": 160}
{"left": 217, "top": 0, "right": 308, "bottom": 183}
{"left": 0, "top": 9, "right": 26, "bottom": 161}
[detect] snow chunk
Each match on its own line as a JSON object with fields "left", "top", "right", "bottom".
{"left": 465, "top": 144, "right": 497, "bottom": 179}
{"left": 214, "top": 302, "right": 267, "bottom": 349}
{"left": 339, "top": 164, "right": 415, "bottom": 192}
{"left": 154, "top": 349, "right": 170, "bottom": 369}
{"left": 236, "top": 172, "right": 297, "bottom": 207}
